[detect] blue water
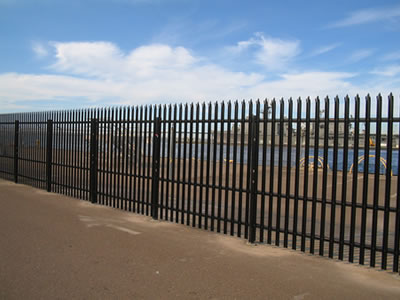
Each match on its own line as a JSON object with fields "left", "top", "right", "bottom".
{"left": 163, "top": 143, "right": 400, "bottom": 176}
{"left": 3, "top": 134, "right": 399, "bottom": 175}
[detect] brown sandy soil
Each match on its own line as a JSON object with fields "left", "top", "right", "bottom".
{"left": 2, "top": 151, "right": 398, "bottom": 267}
{"left": 1, "top": 178, "right": 400, "bottom": 299}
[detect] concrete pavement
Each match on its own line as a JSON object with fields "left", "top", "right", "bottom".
{"left": 0, "top": 179, "right": 399, "bottom": 299}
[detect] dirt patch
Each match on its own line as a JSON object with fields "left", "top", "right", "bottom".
{"left": 336, "top": 262, "right": 400, "bottom": 292}
{"left": 213, "top": 234, "right": 294, "bottom": 258}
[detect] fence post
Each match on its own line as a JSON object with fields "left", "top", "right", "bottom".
{"left": 46, "top": 119, "right": 53, "bottom": 192}
{"left": 90, "top": 118, "right": 99, "bottom": 204}
{"left": 14, "top": 120, "right": 19, "bottom": 183}
{"left": 151, "top": 117, "right": 162, "bottom": 220}
{"left": 249, "top": 115, "right": 259, "bottom": 243}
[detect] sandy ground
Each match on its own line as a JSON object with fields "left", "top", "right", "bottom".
{"left": 1, "top": 150, "right": 399, "bottom": 266}
{"left": 0, "top": 178, "right": 400, "bottom": 299}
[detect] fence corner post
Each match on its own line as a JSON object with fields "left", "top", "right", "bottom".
{"left": 46, "top": 119, "right": 53, "bottom": 192}
{"left": 249, "top": 115, "right": 259, "bottom": 244}
{"left": 14, "top": 120, "right": 19, "bottom": 184}
{"left": 90, "top": 118, "right": 99, "bottom": 204}
{"left": 151, "top": 117, "right": 162, "bottom": 220}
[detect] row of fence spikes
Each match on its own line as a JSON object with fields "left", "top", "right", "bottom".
{"left": 0, "top": 93, "right": 396, "bottom": 119}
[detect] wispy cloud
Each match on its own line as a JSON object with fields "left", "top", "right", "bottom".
{"left": 50, "top": 41, "right": 197, "bottom": 80}
{"left": 228, "top": 33, "right": 300, "bottom": 71}
{"left": 32, "top": 42, "right": 49, "bottom": 58}
{"left": 152, "top": 18, "right": 246, "bottom": 47}
{"left": 1, "top": 40, "right": 399, "bottom": 113}
{"left": 0, "top": 40, "right": 366, "bottom": 110}
{"left": 248, "top": 71, "right": 357, "bottom": 99}
{"left": 348, "top": 49, "right": 374, "bottom": 63}
{"left": 310, "top": 43, "right": 341, "bottom": 57}
{"left": 328, "top": 5, "right": 400, "bottom": 28}
{"left": 371, "top": 65, "right": 400, "bottom": 77}
{"left": 381, "top": 51, "right": 400, "bottom": 61}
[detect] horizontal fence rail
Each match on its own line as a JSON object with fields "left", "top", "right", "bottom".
{"left": 1, "top": 94, "right": 400, "bottom": 272}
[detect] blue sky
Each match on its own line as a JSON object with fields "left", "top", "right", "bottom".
{"left": 1, "top": 0, "right": 400, "bottom": 112}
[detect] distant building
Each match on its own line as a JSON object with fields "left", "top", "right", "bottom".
{"left": 212, "top": 117, "right": 400, "bottom": 149}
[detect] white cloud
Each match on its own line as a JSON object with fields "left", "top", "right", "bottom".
{"left": 228, "top": 33, "right": 300, "bottom": 71}
{"left": 0, "top": 42, "right": 265, "bottom": 105}
{"left": 381, "top": 51, "right": 400, "bottom": 61}
{"left": 50, "top": 41, "right": 123, "bottom": 78}
{"left": 328, "top": 5, "right": 400, "bottom": 28}
{"left": 371, "top": 65, "right": 400, "bottom": 77}
{"left": 0, "top": 73, "right": 122, "bottom": 102}
{"left": 247, "top": 72, "right": 358, "bottom": 100}
{"left": 348, "top": 49, "right": 374, "bottom": 63}
{"left": 0, "top": 40, "right": 399, "bottom": 112}
{"left": 51, "top": 42, "right": 197, "bottom": 80}
{"left": 0, "top": 70, "right": 362, "bottom": 109}
{"left": 32, "top": 42, "right": 49, "bottom": 58}
{"left": 310, "top": 43, "right": 341, "bottom": 57}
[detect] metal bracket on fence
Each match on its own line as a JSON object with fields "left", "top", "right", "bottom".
{"left": 249, "top": 115, "right": 259, "bottom": 244}
{"left": 46, "top": 120, "right": 53, "bottom": 192}
{"left": 90, "top": 118, "right": 99, "bottom": 204}
{"left": 151, "top": 117, "right": 162, "bottom": 220}
{"left": 14, "top": 120, "right": 19, "bottom": 183}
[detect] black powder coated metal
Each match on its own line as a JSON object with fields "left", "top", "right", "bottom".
{"left": 151, "top": 117, "right": 161, "bottom": 220}
{"left": 301, "top": 98, "right": 311, "bottom": 252}
{"left": 310, "top": 98, "right": 320, "bottom": 254}
{"left": 14, "top": 120, "right": 19, "bottom": 183}
{"left": 395, "top": 123, "right": 400, "bottom": 272}
{"left": 371, "top": 95, "right": 382, "bottom": 267}
{"left": 260, "top": 100, "right": 268, "bottom": 243}
{"left": 339, "top": 96, "right": 350, "bottom": 260}
{"left": 46, "top": 119, "right": 53, "bottom": 192}
{"left": 284, "top": 99, "right": 293, "bottom": 248}
{"left": 249, "top": 112, "right": 259, "bottom": 244}
{"left": 217, "top": 102, "right": 224, "bottom": 233}
{"left": 329, "top": 97, "right": 339, "bottom": 258}
{"left": 349, "top": 96, "right": 360, "bottom": 262}
{"left": 224, "top": 102, "right": 231, "bottom": 234}
{"left": 382, "top": 94, "right": 394, "bottom": 269}
{"left": 238, "top": 101, "right": 245, "bottom": 238}
{"left": 1, "top": 95, "right": 400, "bottom": 273}
{"left": 293, "top": 99, "right": 301, "bottom": 250}
{"left": 90, "top": 118, "right": 99, "bottom": 204}
{"left": 231, "top": 101, "right": 238, "bottom": 236}
{"left": 268, "top": 100, "right": 275, "bottom": 244}
{"left": 360, "top": 95, "right": 371, "bottom": 265}
{"left": 276, "top": 100, "right": 284, "bottom": 247}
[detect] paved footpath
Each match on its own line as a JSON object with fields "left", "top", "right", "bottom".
{"left": 1, "top": 179, "right": 400, "bottom": 299}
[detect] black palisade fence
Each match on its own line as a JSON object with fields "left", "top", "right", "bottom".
{"left": 1, "top": 94, "right": 400, "bottom": 272}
